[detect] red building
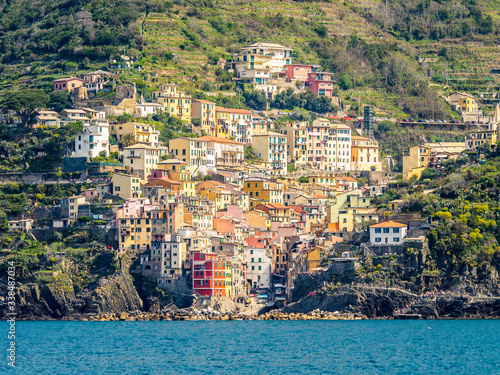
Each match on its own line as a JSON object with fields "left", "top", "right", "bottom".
{"left": 147, "top": 169, "right": 170, "bottom": 183}
{"left": 191, "top": 252, "right": 227, "bottom": 296}
{"left": 284, "top": 64, "right": 320, "bottom": 82}
{"left": 306, "top": 72, "right": 334, "bottom": 97}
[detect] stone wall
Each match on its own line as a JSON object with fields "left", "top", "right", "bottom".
{"left": 0, "top": 173, "right": 59, "bottom": 184}
{"left": 360, "top": 170, "right": 387, "bottom": 185}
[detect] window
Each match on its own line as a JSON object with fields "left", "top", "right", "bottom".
{"left": 251, "top": 266, "right": 255, "bottom": 270}
{"left": 393, "top": 228, "right": 400, "bottom": 233}
{"left": 393, "top": 238, "right": 400, "bottom": 242}
{"left": 375, "top": 228, "right": 381, "bottom": 233}
{"left": 383, "top": 228, "right": 390, "bottom": 233}
{"left": 375, "top": 238, "right": 381, "bottom": 243}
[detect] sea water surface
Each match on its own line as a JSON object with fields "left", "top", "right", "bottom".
{"left": 1, "top": 320, "right": 499, "bottom": 375}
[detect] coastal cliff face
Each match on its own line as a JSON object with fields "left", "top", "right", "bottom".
{"left": 1, "top": 266, "right": 144, "bottom": 320}
{"left": 282, "top": 287, "right": 500, "bottom": 319}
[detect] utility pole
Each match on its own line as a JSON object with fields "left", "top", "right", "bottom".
{"left": 446, "top": 62, "right": 449, "bottom": 86}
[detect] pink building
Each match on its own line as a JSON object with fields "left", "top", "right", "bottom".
{"left": 216, "top": 204, "right": 244, "bottom": 221}
{"left": 284, "top": 64, "right": 320, "bottom": 82}
{"left": 307, "top": 119, "right": 330, "bottom": 170}
{"left": 53, "top": 77, "right": 84, "bottom": 92}
{"left": 148, "top": 169, "right": 169, "bottom": 183}
{"left": 306, "top": 72, "right": 334, "bottom": 97}
{"left": 84, "top": 188, "right": 98, "bottom": 200}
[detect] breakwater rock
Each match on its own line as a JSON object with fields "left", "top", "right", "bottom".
{"left": 70, "top": 308, "right": 365, "bottom": 321}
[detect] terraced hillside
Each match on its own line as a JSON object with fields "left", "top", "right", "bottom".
{"left": 0, "top": 0, "right": 499, "bottom": 118}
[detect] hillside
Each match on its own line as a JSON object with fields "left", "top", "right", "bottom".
{"left": 0, "top": 0, "right": 499, "bottom": 118}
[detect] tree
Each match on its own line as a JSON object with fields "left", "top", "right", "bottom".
{"left": 121, "top": 133, "right": 137, "bottom": 147}
{"left": 0, "top": 211, "right": 8, "bottom": 232}
{"left": 1, "top": 89, "right": 50, "bottom": 126}
{"left": 117, "top": 113, "right": 132, "bottom": 123}
{"left": 192, "top": 118, "right": 201, "bottom": 127}
{"left": 48, "top": 90, "right": 72, "bottom": 112}
{"left": 339, "top": 73, "right": 353, "bottom": 90}
{"left": 243, "top": 91, "right": 268, "bottom": 111}
{"left": 244, "top": 147, "right": 258, "bottom": 162}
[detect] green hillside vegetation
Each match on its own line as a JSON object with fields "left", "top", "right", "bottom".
{"left": 0, "top": 0, "right": 498, "bottom": 119}
{"left": 373, "top": 148, "right": 500, "bottom": 277}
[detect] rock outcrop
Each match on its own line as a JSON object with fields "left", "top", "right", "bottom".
{"left": 282, "top": 287, "right": 500, "bottom": 319}
{"left": 1, "top": 267, "right": 144, "bottom": 320}
{"left": 85, "top": 272, "right": 143, "bottom": 315}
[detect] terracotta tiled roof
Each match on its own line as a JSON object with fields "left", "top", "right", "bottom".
{"left": 267, "top": 203, "right": 287, "bottom": 209}
{"left": 215, "top": 107, "right": 252, "bottom": 114}
{"left": 197, "top": 136, "right": 243, "bottom": 145}
{"left": 370, "top": 221, "right": 406, "bottom": 228}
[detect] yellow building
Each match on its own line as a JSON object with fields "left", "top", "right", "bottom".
{"left": 179, "top": 181, "right": 196, "bottom": 197}
{"left": 326, "top": 190, "right": 375, "bottom": 232}
{"left": 168, "top": 137, "right": 208, "bottom": 170}
{"left": 123, "top": 144, "right": 160, "bottom": 179}
{"left": 278, "top": 122, "right": 309, "bottom": 166}
{"left": 116, "top": 199, "right": 153, "bottom": 251}
{"left": 243, "top": 179, "right": 283, "bottom": 208}
{"left": 225, "top": 261, "right": 233, "bottom": 298}
{"left": 252, "top": 115, "right": 268, "bottom": 135}
{"left": 196, "top": 181, "right": 234, "bottom": 210}
{"left": 244, "top": 210, "right": 271, "bottom": 230}
{"left": 403, "top": 145, "right": 430, "bottom": 176}
{"left": 156, "top": 94, "right": 192, "bottom": 123}
{"left": 297, "top": 246, "right": 322, "bottom": 273}
{"left": 112, "top": 173, "right": 142, "bottom": 199}
{"left": 215, "top": 107, "right": 253, "bottom": 140}
{"left": 351, "top": 136, "right": 382, "bottom": 172}
{"left": 192, "top": 99, "right": 216, "bottom": 135}
{"left": 152, "top": 84, "right": 178, "bottom": 100}
{"left": 448, "top": 92, "right": 479, "bottom": 113}
{"left": 465, "top": 130, "right": 497, "bottom": 152}
{"left": 403, "top": 142, "right": 465, "bottom": 179}
{"left": 156, "top": 159, "right": 191, "bottom": 181}
{"left": 111, "top": 122, "right": 160, "bottom": 148}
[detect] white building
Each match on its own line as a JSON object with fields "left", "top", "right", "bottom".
{"left": 198, "top": 136, "right": 244, "bottom": 168}
{"left": 245, "top": 247, "right": 272, "bottom": 289}
{"left": 8, "top": 219, "right": 33, "bottom": 232}
{"left": 59, "top": 109, "right": 91, "bottom": 126}
{"left": 329, "top": 123, "right": 352, "bottom": 172}
{"left": 251, "top": 132, "right": 287, "bottom": 176}
{"left": 136, "top": 101, "right": 163, "bottom": 117}
{"left": 143, "top": 233, "right": 186, "bottom": 279}
{"left": 74, "top": 120, "right": 110, "bottom": 158}
{"left": 369, "top": 221, "right": 407, "bottom": 245}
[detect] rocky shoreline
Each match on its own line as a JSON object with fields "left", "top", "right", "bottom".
{"left": 15, "top": 308, "right": 366, "bottom": 321}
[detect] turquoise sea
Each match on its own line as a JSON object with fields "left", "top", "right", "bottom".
{"left": 1, "top": 320, "right": 499, "bottom": 374}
